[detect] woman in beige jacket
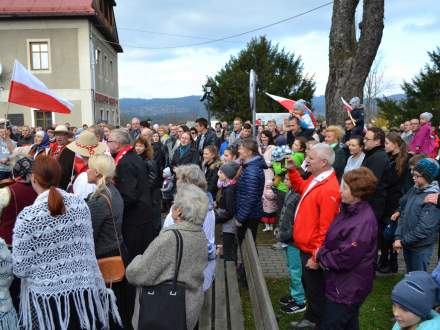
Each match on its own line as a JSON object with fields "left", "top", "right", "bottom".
{"left": 126, "top": 183, "right": 209, "bottom": 330}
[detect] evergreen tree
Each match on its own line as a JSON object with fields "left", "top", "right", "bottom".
{"left": 204, "top": 36, "right": 315, "bottom": 122}
{"left": 378, "top": 48, "right": 440, "bottom": 127}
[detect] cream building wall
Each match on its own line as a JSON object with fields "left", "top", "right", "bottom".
{"left": 0, "top": 18, "right": 120, "bottom": 127}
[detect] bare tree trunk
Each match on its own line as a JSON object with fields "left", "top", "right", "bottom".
{"left": 325, "top": 0, "right": 384, "bottom": 125}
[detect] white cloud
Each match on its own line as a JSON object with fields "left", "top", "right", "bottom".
{"left": 118, "top": 47, "right": 237, "bottom": 98}
{"left": 116, "top": 1, "right": 440, "bottom": 99}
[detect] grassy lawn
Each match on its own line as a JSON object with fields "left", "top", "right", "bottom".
{"left": 233, "top": 223, "right": 404, "bottom": 328}
{"left": 241, "top": 275, "right": 403, "bottom": 330}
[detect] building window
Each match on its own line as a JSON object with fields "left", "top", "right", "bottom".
{"left": 110, "top": 60, "right": 113, "bottom": 81}
{"left": 96, "top": 48, "right": 101, "bottom": 74}
{"left": 100, "top": 109, "right": 104, "bottom": 121}
{"left": 103, "top": 54, "right": 108, "bottom": 79}
{"left": 106, "top": 110, "right": 110, "bottom": 121}
{"left": 34, "top": 111, "right": 53, "bottom": 129}
{"left": 29, "top": 41, "right": 50, "bottom": 71}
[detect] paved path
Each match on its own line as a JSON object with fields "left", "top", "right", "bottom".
{"left": 257, "top": 244, "right": 440, "bottom": 278}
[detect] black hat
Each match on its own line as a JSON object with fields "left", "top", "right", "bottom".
{"left": 219, "top": 162, "right": 240, "bottom": 180}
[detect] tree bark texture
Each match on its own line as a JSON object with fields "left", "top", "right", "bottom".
{"left": 325, "top": 0, "right": 384, "bottom": 124}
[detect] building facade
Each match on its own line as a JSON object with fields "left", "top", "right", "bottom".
{"left": 0, "top": 0, "right": 122, "bottom": 128}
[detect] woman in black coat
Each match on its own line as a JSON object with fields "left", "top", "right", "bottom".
{"left": 202, "top": 144, "right": 222, "bottom": 198}
{"left": 171, "top": 131, "right": 200, "bottom": 170}
{"left": 86, "top": 154, "right": 129, "bottom": 330}
{"left": 378, "top": 132, "right": 410, "bottom": 274}
{"left": 133, "top": 136, "right": 163, "bottom": 235}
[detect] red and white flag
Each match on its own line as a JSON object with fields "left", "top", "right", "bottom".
{"left": 341, "top": 96, "right": 353, "bottom": 113}
{"left": 265, "top": 92, "right": 296, "bottom": 113}
{"left": 265, "top": 92, "right": 317, "bottom": 128}
{"left": 8, "top": 60, "right": 72, "bottom": 114}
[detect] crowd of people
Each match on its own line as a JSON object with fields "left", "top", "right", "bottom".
{"left": 0, "top": 96, "right": 440, "bottom": 329}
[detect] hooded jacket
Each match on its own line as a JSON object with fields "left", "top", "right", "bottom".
{"left": 235, "top": 155, "right": 267, "bottom": 223}
{"left": 395, "top": 181, "right": 440, "bottom": 249}
{"left": 318, "top": 201, "right": 377, "bottom": 305}
{"left": 410, "top": 122, "right": 435, "bottom": 155}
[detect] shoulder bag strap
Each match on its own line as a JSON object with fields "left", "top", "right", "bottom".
{"left": 170, "top": 229, "right": 183, "bottom": 292}
{"left": 9, "top": 186, "right": 18, "bottom": 219}
{"left": 100, "top": 192, "right": 123, "bottom": 258}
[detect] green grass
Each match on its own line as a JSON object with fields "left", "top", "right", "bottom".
{"left": 255, "top": 223, "right": 279, "bottom": 245}
{"left": 241, "top": 275, "right": 402, "bottom": 330}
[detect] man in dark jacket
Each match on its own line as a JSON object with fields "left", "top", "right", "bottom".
{"left": 362, "top": 127, "right": 391, "bottom": 222}
{"left": 195, "top": 118, "right": 218, "bottom": 155}
{"left": 108, "top": 128, "right": 156, "bottom": 262}
{"left": 129, "top": 117, "right": 141, "bottom": 141}
{"left": 17, "top": 126, "right": 34, "bottom": 146}
{"left": 286, "top": 116, "right": 314, "bottom": 146}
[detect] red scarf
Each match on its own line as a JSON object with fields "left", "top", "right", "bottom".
{"left": 114, "top": 145, "right": 133, "bottom": 165}
{"left": 74, "top": 156, "right": 87, "bottom": 175}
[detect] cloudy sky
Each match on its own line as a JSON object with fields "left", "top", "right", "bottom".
{"left": 114, "top": 0, "right": 440, "bottom": 99}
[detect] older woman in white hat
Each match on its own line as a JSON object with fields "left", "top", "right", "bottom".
{"left": 66, "top": 130, "right": 107, "bottom": 199}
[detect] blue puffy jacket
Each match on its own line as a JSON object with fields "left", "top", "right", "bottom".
{"left": 235, "top": 155, "right": 266, "bottom": 223}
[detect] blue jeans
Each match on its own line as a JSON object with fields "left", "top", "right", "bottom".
{"left": 284, "top": 245, "right": 305, "bottom": 304}
{"left": 403, "top": 246, "right": 433, "bottom": 272}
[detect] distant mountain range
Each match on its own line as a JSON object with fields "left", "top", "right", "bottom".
{"left": 120, "top": 94, "right": 405, "bottom": 124}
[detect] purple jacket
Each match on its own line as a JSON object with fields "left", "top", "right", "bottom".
{"left": 410, "top": 122, "right": 434, "bottom": 154}
{"left": 317, "top": 200, "right": 377, "bottom": 305}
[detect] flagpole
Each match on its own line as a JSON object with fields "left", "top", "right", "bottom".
{"left": 347, "top": 111, "right": 356, "bottom": 126}
{"left": 5, "top": 60, "right": 16, "bottom": 122}
{"left": 5, "top": 102, "right": 9, "bottom": 121}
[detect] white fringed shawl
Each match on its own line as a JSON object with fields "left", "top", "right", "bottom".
{"left": 0, "top": 238, "right": 18, "bottom": 330}
{"left": 12, "top": 189, "right": 121, "bottom": 330}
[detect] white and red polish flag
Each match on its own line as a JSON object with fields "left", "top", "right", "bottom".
{"left": 341, "top": 96, "right": 353, "bottom": 113}
{"left": 265, "top": 92, "right": 296, "bottom": 113}
{"left": 8, "top": 60, "right": 72, "bottom": 114}
{"left": 265, "top": 92, "right": 317, "bottom": 128}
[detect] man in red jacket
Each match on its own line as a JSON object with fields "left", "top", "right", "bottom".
{"left": 288, "top": 143, "right": 341, "bottom": 329}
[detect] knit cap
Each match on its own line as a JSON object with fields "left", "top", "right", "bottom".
{"left": 421, "top": 112, "right": 433, "bottom": 122}
{"left": 272, "top": 145, "right": 292, "bottom": 161}
{"left": 13, "top": 157, "right": 33, "bottom": 181}
{"left": 392, "top": 271, "right": 439, "bottom": 319}
{"left": 294, "top": 99, "right": 306, "bottom": 112}
{"left": 414, "top": 158, "right": 439, "bottom": 183}
{"left": 163, "top": 167, "right": 172, "bottom": 178}
{"left": 219, "top": 161, "right": 239, "bottom": 180}
{"left": 349, "top": 96, "right": 361, "bottom": 108}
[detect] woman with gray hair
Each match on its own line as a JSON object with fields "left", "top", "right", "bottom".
{"left": 163, "top": 164, "right": 216, "bottom": 291}
{"left": 409, "top": 112, "right": 435, "bottom": 155}
{"left": 126, "top": 184, "right": 208, "bottom": 330}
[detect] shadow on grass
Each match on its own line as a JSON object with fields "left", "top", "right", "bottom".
{"left": 241, "top": 275, "right": 402, "bottom": 330}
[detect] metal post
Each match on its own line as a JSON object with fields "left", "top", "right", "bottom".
{"left": 249, "top": 69, "right": 257, "bottom": 138}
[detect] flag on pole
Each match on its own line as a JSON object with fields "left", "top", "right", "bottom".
{"left": 341, "top": 96, "right": 353, "bottom": 113}
{"left": 341, "top": 96, "right": 356, "bottom": 126}
{"left": 265, "top": 92, "right": 295, "bottom": 113}
{"left": 8, "top": 60, "right": 73, "bottom": 114}
{"left": 265, "top": 92, "right": 317, "bottom": 128}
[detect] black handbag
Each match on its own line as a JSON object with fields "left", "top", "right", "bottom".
{"left": 138, "top": 229, "right": 187, "bottom": 330}
{"left": 383, "top": 218, "right": 397, "bottom": 241}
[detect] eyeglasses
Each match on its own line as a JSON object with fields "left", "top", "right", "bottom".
{"left": 411, "top": 170, "right": 423, "bottom": 179}
{"left": 363, "top": 137, "right": 375, "bottom": 141}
